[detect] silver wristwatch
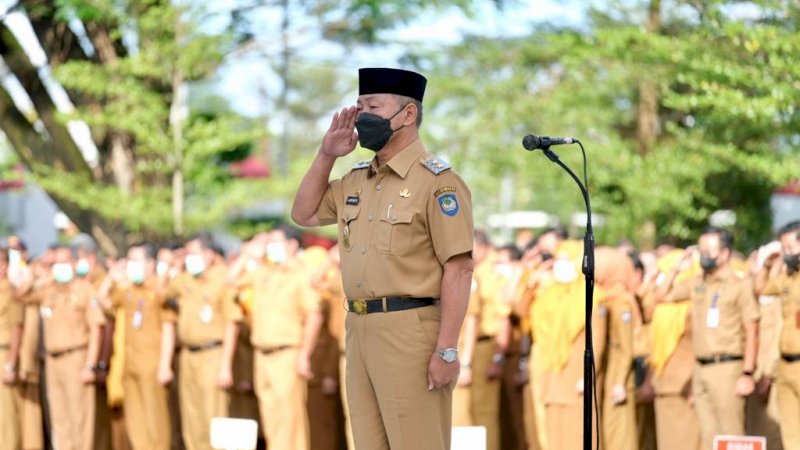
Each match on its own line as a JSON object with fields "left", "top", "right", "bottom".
{"left": 436, "top": 347, "right": 458, "bottom": 363}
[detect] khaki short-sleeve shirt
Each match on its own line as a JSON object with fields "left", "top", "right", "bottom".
{"left": 38, "top": 280, "right": 106, "bottom": 353}
{"left": 242, "top": 262, "right": 321, "bottom": 348}
{"left": 110, "top": 279, "right": 174, "bottom": 371}
{"left": 0, "top": 280, "right": 23, "bottom": 346}
{"left": 764, "top": 271, "right": 800, "bottom": 354}
{"left": 315, "top": 139, "right": 473, "bottom": 299}
{"left": 669, "top": 269, "right": 759, "bottom": 358}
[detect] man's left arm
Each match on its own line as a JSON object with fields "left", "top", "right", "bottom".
{"left": 736, "top": 280, "right": 760, "bottom": 396}
{"left": 429, "top": 253, "right": 474, "bottom": 390}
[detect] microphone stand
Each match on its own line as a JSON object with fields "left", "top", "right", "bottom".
{"left": 537, "top": 143, "right": 596, "bottom": 450}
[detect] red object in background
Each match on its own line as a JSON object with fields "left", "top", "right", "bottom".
{"left": 231, "top": 156, "right": 270, "bottom": 178}
{"left": 713, "top": 435, "right": 766, "bottom": 450}
{"left": 302, "top": 233, "right": 336, "bottom": 250}
{"left": 775, "top": 179, "right": 800, "bottom": 195}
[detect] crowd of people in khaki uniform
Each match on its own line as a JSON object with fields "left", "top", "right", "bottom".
{"left": 0, "top": 217, "right": 799, "bottom": 450}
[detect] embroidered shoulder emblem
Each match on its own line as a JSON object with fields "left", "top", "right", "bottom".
{"left": 420, "top": 155, "right": 451, "bottom": 175}
{"left": 352, "top": 160, "right": 371, "bottom": 170}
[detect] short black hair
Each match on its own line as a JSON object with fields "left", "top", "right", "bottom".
{"left": 499, "top": 244, "right": 523, "bottom": 261}
{"left": 275, "top": 224, "right": 303, "bottom": 245}
{"left": 701, "top": 226, "right": 734, "bottom": 250}
{"left": 186, "top": 232, "right": 214, "bottom": 249}
{"left": 474, "top": 229, "right": 491, "bottom": 247}
{"left": 777, "top": 220, "right": 800, "bottom": 240}
{"left": 628, "top": 250, "right": 644, "bottom": 274}
{"left": 540, "top": 226, "right": 568, "bottom": 240}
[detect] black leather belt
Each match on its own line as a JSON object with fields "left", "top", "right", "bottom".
{"left": 477, "top": 336, "right": 493, "bottom": 342}
{"left": 782, "top": 354, "right": 800, "bottom": 363}
{"left": 257, "top": 345, "right": 295, "bottom": 355}
{"left": 48, "top": 345, "right": 87, "bottom": 358}
{"left": 185, "top": 340, "right": 223, "bottom": 352}
{"left": 696, "top": 354, "right": 743, "bottom": 365}
{"left": 347, "top": 297, "right": 437, "bottom": 315}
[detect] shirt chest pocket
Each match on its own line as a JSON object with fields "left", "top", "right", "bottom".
{"left": 378, "top": 210, "right": 414, "bottom": 255}
{"left": 340, "top": 206, "right": 360, "bottom": 252}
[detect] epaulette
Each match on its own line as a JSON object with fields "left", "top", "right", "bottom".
{"left": 420, "top": 155, "right": 451, "bottom": 175}
{"left": 352, "top": 160, "right": 371, "bottom": 170}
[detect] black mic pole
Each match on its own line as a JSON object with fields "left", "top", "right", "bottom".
{"left": 523, "top": 138, "right": 596, "bottom": 450}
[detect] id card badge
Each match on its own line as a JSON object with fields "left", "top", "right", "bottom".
{"left": 706, "top": 306, "right": 720, "bottom": 329}
{"left": 40, "top": 305, "right": 52, "bottom": 319}
{"left": 199, "top": 304, "right": 214, "bottom": 324}
{"left": 132, "top": 310, "right": 143, "bottom": 330}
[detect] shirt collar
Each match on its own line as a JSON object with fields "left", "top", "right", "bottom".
{"left": 384, "top": 139, "right": 426, "bottom": 179}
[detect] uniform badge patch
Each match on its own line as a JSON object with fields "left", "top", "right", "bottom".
{"left": 434, "top": 186, "right": 457, "bottom": 197}
{"left": 438, "top": 194, "right": 459, "bottom": 216}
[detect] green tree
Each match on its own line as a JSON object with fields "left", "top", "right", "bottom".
{"left": 419, "top": 0, "right": 800, "bottom": 250}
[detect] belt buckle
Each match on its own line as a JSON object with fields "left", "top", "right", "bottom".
{"left": 353, "top": 299, "right": 368, "bottom": 315}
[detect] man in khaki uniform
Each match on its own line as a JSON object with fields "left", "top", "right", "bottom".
{"left": 31, "top": 246, "right": 106, "bottom": 450}
{"left": 166, "top": 237, "right": 242, "bottom": 450}
{"left": 453, "top": 232, "right": 508, "bottom": 450}
{"left": 0, "top": 249, "right": 23, "bottom": 448}
{"left": 649, "top": 250, "right": 702, "bottom": 450}
{"left": 658, "top": 227, "right": 759, "bottom": 449}
{"left": 292, "top": 67, "right": 474, "bottom": 450}
{"left": 100, "top": 245, "right": 174, "bottom": 450}
{"left": 237, "top": 226, "right": 323, "bottom": 450}
{"left": 595, "top": 247, "right": 638, "bottom": 450}
{"left": 757, "top": 221, "right": 800, "bottom": 450}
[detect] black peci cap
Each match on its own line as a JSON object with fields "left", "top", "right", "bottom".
{"left": 358, "top": 68, "right": 427, "bottom": 102}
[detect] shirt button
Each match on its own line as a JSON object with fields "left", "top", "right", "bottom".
{"left": 355, "top": 281, "right": 362, "bottom": 288}
{"left": 361, "top": 247, "right": 367, "bottom": 254}
{"left": 368, "top": 215, "right": 373, "bottom": 221}
{"left": 376, "top": 184, "right": 382, "bottom": 190}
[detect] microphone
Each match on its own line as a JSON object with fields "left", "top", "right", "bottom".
{"left": 522, "top": 134, "right": 575, "bottom": 151}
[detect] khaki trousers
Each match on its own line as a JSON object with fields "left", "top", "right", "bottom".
{"left": 450, "top": 339, "right": 501, "bottom": 450}
{"left": 529, "top": 347, "right": 548, "bottom": 450}
{"left": 45, "top": 349, "right": 95, "bottom": 450}
{"left": 17, "top": 381, "right": 42, "bottom": 450}
{"left": 123, "top": 369, "right": 171, "bottom": 450}
{"left": 254, "top": 348, "right": 309, "bottom": 450}
{"left": 346, "top": 305, "right": 452, "bottom": 450}
{"left": 544, "top": 404, "right": 587, "bottom": 450}
{"left": 746, "top": 380, "right": 783, "bottom": 450}
{"left": 654, "top": 394, "right": 702, "bottom": 450}
{"left": 777, "top": 360, "right": 800, "bottom": 450}
{"left": 602, "top": 387, "right": 638, "bottom": 450}
{"left": 693, "top": 361, "right": 746, "bottom": 449}
{"left": 340, "top": 355, "right": 355, "bottom": 450}
{"left": 0, "top": 358, "right": 20, "bottom": 449}
{"left": 178, "top": 347, "right": 229, "bottom": 450}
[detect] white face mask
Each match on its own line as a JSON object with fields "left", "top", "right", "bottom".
{"left": 266, "top": 243, "right": 287, "bottom": 265}
{"left": 52, "top": 263, "right": 74, "bottom": 284}
{"left": 553, "top": 259, "right": 578, "bottom": 284}
{"left": 185, "top": 254, "right": 206, "bottom": 276}
{"left": 245, "top": 259, "right": 258, "bottom": 272}
{"left": 156, "top": 261, "right": 169, "bottom": 277}
{"left": 126, "top": 261, "right": 146, "bottom": 284}
{"left": 75, "top": 258, "right": 91, "bottom": 277}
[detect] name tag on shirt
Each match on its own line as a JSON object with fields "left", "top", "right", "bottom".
{"left": 346, "top": 196, "right": 360, "bottom": 206}
{"left": 706, "top": 307, "right": 720, "bottom": 329}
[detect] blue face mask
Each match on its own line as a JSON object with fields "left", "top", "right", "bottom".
{"left": 185, "top": 254, "right": 205, "bottom": 277}
{"left": 126, "top": 261, "right": 146, "bottom": 285}
{"left": 75, "top": 259, "right": 91, "bottom": 277}
{"left": 52, "top": 263, "right": 74, "bottom": 284}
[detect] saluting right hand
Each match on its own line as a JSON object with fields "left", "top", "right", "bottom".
{"left": 320, "top": 106, "right": 358, "bottom": 158}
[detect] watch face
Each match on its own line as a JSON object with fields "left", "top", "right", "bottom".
{"left": 441, "top": 349, "right": 457, "bottom": 363}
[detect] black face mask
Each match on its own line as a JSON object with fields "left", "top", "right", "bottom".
{"left": 540, "top": 252, "right": 554, "bottom": 262}
{"left": 355, "top": 107, "right": 406, "bottom": 152}
{"left": 700, "top": 255, "right": 718, "bottom": 274}
{"left": 785, "top": 253, "right": 800, "bottom": 274}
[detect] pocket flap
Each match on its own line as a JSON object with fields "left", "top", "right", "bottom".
{"left": 342, "top": 206, "right": 360, "bottom": 222}
{"left": 380, "top": 210, "right": 413, "bottom": 225}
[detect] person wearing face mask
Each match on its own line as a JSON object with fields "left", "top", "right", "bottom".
{"left": 234, "top": 226, "right": 323, "bottom": 450}
{"left": 755, "top": 220, "right": 800, "bottom": 450}
{"left": 528, "top": 241, "right": 607, "bottom": 450}
{"left": 291, "top": 68, "right": 474, "bottom": 450}
{"left": 24, "top": 246, "right": 106, "bottom": 450}
{"left": 97, "top": 245, "right": 175, "bottom": 450}
{"left": 656, "top": 226, "right": 759, "bottom": 449}
{"left": 164, "top": 236, "right": 242, "bottom": 450}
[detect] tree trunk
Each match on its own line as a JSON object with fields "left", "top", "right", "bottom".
{"left": 636, "top": 0, "right": 661, "bottom": 156}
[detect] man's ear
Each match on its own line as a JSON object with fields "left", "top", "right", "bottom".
{"left": 403, "top": 102, "right": 418, "bottom": 127}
